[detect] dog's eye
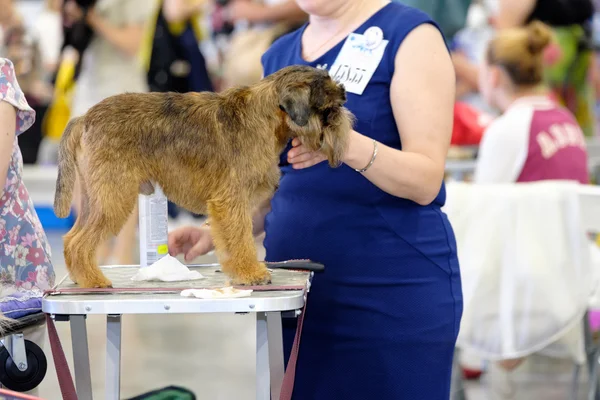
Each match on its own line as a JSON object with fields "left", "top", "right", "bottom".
{"left": 279, "top": 105, "right": 285, "bottom": 112}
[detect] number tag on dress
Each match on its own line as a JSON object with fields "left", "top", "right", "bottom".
{"left": 328, "top": 29, "right": 388, "bottom": 95}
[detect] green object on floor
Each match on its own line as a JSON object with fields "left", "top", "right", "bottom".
{"left": 126, "top": 386, "right": 196, "bottom": 400}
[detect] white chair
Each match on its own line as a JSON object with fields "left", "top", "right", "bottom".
{"left": 444, "top": 181, "right": 600, "bottom": 400}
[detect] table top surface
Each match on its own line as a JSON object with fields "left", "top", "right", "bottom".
{"left": 43, "top": 265, "right": 310, "bottom": 315}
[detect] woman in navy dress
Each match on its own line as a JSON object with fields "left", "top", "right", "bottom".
{"left": 169, "top": 1, "right": 462, "bottom": 398}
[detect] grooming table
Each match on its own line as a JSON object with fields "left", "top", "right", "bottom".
{"left": 43, "top": 263, "right": 316, "bottom": 400}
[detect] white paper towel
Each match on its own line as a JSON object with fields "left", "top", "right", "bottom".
{"left": 131, "top": 254, "right": 204, "bottom": 282}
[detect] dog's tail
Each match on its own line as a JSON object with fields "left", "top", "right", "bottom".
{"left": 54, "top": 116, "right": 84, "bottom": 218}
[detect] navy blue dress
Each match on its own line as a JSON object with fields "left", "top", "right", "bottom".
{"left": 261, "top": 3, "right": 463, "bottom": 399}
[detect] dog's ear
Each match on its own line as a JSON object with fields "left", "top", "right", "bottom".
{"left": 337, "top": 83, "right": 347, "bottom": 103}
{"left": 280, "top": 84, "right": 311, "bottom": 127}
{"left": 321, "top": 107, "right": 354, "bottom": 167}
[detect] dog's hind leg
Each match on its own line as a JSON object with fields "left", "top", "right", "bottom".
{"left": 207, "top": 197, "right": 271, "bottom": 286}
{"left": 69, "top": 178, "right": 139, "bottom": 288}
{"left": 63, "top": 175, "right": 90, "bottom": 284}
{"left": 68, "top": 212, "right": 115, "bottom": 288}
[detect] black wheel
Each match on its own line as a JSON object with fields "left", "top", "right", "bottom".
{"left": 0, "top": 339, "right": 47, "bottom": 392}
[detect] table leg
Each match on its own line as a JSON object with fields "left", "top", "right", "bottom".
{"left": 106, "top": 315, "right": 122, "bottom": 400}
{"left": 70, "top": 315, "right": 93, "bottom": 400}
{"left": 267, "top": 312, "right": 284, "bottom": 400}
{"left": 256, "top": 313, "right": 270, "bottom": 400}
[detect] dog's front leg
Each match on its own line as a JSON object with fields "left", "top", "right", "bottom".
{"left": 207, "top": 197, "right": 271, "bottom": 286}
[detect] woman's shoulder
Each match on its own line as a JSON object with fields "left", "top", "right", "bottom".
{"left": 0, "top": 59, "right": 36, "bottom": 135}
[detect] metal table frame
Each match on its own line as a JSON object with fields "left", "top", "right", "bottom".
{"left": 43, "top": 266, "right": 309, "bottom": 400}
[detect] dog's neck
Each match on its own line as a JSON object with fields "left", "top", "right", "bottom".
{"left": 247, "top": 81, "right": 294, "bottom": 151}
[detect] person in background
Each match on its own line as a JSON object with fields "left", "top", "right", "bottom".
{"left": 142, "top": 0, "right": 214, "bottom": 221}
{"left": 217, "top": 0, "right": 307, "bottom": 89}
{"left": 144, "top": 0, "right": 213, "bottom": 95}
{"left": 473, "top": 21, "right": 589, "bottom": 398}
{"left": 455, "top": 0, "right": 597, "bottom": 138}
{"left": 0, "top": 57, "right": 55, "bottom": 397}
{"left": 224, "top": 0, "right": 307, "bottom": 24}
{"left": 0, "top": 0, "right": 53, "bottom": 164}
{"left": 169, "top": 0, "right": 462, "bottom": 398}
{"left": 63, "top": 0, "right": 155, "bottom": 265}
{"left": 34, "top": 0, "right": 67, "bottom": 165}
{"left": 32, "top": 0, "right": 64, "bottom": 80}
{"left": 475, "top": 21, "right": 589, "bottom": 184}
{"left": 395, "top": 0, "right": 473, "bottom": 45}
{"left": 36, "top": 0, "right": 94, "bottom": 166}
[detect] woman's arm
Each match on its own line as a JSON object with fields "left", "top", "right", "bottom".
{"left": 86, "top": 9, "right": 146, "bottom": 57}
{"left": 163, "top": 0, "right": 207, "bottom": 23}
{"left": 344, "top": 24, "right": 456, "bottom": 206}
{"left": 494, "top": 0, "right": 535, "bottom": 29}
{"left": 0, "top": 102, "right": 17, "bottom": 190}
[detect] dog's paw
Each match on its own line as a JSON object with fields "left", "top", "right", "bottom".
{"left": 231, "top": 264, "right": 272, "bottom": 286}
{"left": 78, "top": 276, "right": 113, "bottom": 289}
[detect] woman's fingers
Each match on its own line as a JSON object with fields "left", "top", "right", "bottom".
{"left": 287, "top": 143, "right": 312, "bottom": 160}
{"left": 292, "top": 153, "right": 327, "bottom": 169}
{"left": 168, "top": 226, "right": 198, "bottom": 256}
{"left": 288, "top": 140, "right": 327, "bottom": 169}
{"left": 185, "top": 238, "right": 212, "bottom": 262}
{"left": 289, "top": 151, "right": 317, "bottom": 164}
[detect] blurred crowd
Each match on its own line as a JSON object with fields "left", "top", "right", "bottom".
{"left": 2, "top": 0, "right": 599, "bottom": 166}
{"left": 0, "top": 0, "right": 308, "bottom": 165}
{"left": 1, "top": 0, "right": 598, "bottom": 255}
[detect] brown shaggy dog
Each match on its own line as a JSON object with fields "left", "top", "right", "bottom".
{"left": 53, "top": 65, "right": 353, "bottom": 288}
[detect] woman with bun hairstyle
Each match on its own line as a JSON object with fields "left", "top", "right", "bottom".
{"left": 455, "top": 0, "right": 596, "bottom": 138}
{"left": 475, "top": 21, "right": 589, "bottom": 184}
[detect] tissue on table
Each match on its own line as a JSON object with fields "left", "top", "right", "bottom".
{"left": 181, "top": 287, "right": 253, "bottom": 299}
{"left": 131, "top": 254, "right": 204, "bottom": 282}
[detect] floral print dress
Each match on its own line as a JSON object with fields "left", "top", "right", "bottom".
{"left": 0, "top": 58, "right": 55, "bottom": 318}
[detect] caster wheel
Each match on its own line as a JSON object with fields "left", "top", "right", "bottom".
{"left": 0, "top": 339, "right": 47, "bottom": 392}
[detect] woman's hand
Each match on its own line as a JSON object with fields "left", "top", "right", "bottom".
{"left": 287, "top": 137, "right": 327, "bottom": 169}
{"left": 168, "top": 225, "right": 214, "bottom": 262}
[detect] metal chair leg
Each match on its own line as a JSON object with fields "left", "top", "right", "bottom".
{"left": 583, "top": 311, "right": 600, "bottom": 400}
{"left": 572, "top": 363, "right": 581, "bottom": 400}
{"left": 451, "top": 348, "right": 468, "bottom": 400}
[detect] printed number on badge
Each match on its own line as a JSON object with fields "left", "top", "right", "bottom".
{"left": 331, "top": 64, "right": 368, "bottom": 86}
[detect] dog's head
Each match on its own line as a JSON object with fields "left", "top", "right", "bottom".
{"left": 271, "top": 65, "right": 353, "bottom": 167}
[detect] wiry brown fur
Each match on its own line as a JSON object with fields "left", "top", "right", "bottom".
{"left": 53, "top": 65, "right": 354, "bottom": 288}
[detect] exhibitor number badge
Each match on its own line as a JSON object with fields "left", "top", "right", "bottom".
{"left": 328, "top": 28, "right": 388, "bottom": 95}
